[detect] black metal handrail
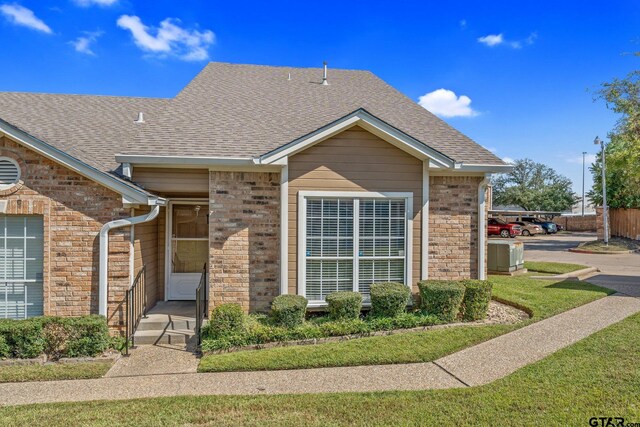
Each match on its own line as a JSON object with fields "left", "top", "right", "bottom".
{"left": 125, "top": 265, "right": 147, "bottom": 355}
{"left": 195, "top": 263, "right": 208, "bottom": 348}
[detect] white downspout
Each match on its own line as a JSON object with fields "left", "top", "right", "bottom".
{"left": 478, "top": 174, "right": 491, "bottom": 280}
{"left": 99, "top": 205, "right": 160, "bottom": 316}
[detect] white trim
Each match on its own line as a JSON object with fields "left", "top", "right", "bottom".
{"left": 116, "top": 154, "right": 255, "bottom": 166}
{"left": 478, "top": 174, "right": 491, "bottom": 280}
{"left": 164, "top": 199, "right": 209, "bottom": 301}
{"left": 421, "top": 161, "right": 429, "bottom": 280}
{"left": 259, "top": 110, "right": 454, "bottom": 168}
{"left": 297, "top": 191, "right": 413, "bottom": 299}
{"left": 0, "top": 156, "right": 21, "bottom": 190}
{"left": 0, "top": 119, "right": 160, "bottom": 206}
{"left": 279, "top": 163, "right": 289, "bottom": 295}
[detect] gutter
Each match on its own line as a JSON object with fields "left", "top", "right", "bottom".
{"left": 98, "top": 205, "right": 160, "bottom": 316}
{"left": 478, "top": 174, "right": 491, "bottom": 280}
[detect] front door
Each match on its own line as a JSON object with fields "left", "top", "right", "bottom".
{"left": 167, "top": 202, "right": 208, "bottom": 300}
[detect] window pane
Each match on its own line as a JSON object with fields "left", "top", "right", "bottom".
{"left": 322, "top": 200, "right": 338, "bottom": 217}
{"left": 307, "top": 199, "right": 322, "bottom": 217}
{"left": 172, "top": 205, "right": 207, "bottom": 238}
{"left": 306, "top": 259, "right": 353, "bottom": 301}
{"left": 0, "top": 215, "right": 44, "bottom": 319}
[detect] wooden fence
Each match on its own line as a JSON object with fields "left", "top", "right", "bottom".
{"left": 609, "top": 208, "right": 640, "bottom": 241}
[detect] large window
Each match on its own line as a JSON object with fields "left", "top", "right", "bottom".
{"left": 0, "top": 215, "right": 44, "bottom": 319}
{"left": 302, "top": 193, "right": 411, "bottom": 303}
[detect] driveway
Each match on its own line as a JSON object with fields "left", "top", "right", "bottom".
{"left": 520, "top": 232, "right": 640, "bottom": 297}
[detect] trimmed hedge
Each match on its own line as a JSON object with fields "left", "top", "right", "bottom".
{"left": 0, "top": 315, "right": 110, "bottom": 360}
{"left": 200, "top": 312, "right": 440, "bottom": 352}
{"left": 418, "top": 280, "right": 466, "bottom": 322}
{"left": 271, "top": 295, "right": 308, "bottom": 328}
{"left": 326, "top": 291, "right": 362, "bottom": 320}
{"left": 461, "top": 280, "right": 493, "bottom": 321}
{"left": 370, "top": 282, "right": 411, "bottom": 318}
{"left": 206, "top": 303, "right": 245, "bottom": 338}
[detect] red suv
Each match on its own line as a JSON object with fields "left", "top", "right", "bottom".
{"left": 488, "top": 218, "right": 522, "bottom": 238}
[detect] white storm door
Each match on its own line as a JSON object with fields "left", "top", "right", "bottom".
{"left": 168, "top": 203, "right": 208, "bottom": 300}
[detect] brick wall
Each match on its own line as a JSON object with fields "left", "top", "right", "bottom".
{"left": 208, "top": 171, "right": 280, "bottom": 313}
{"left": 429, "top": 175, "right": 482, "bottom": 280}
{"left": 0, "top": 136, "right": 131, "bottom": 331}
{"left": 555, "top": 215, "right": 597, "bottom": 232}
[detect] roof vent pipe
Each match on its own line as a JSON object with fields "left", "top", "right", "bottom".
{"left": 134, "top": 112, "right": 145, "bottom": 124}
{"left": 287, "top": 72, "right": 291, "bottom": 81}
{"left": 322, "top": 61, "right": 329, "bottom": 85}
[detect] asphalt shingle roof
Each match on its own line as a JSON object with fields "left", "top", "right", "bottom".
{"left": 0, "top": 62, "right": 504, "bottom": 177}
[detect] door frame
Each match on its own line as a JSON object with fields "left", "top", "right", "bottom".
{"left": 164, "top": 198, "right": 209, "bottom": 301}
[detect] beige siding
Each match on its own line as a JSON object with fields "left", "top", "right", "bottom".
{"left": 132, "top": 167, "right": 209, "bottom": 196}
{"left": 288, "top": 126, "right": 423, "bottom": 295}
{"left": 133, "top": 207, "right": 159, "bottom": 309}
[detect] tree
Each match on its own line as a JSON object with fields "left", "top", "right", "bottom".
{"left": 491, "top": 159, "right": 577, "bottom": 212}
{"left": 588, "top": 69, "right": 640, "bottom": 208}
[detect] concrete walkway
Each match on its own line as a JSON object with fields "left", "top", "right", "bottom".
{"left": 1, "top": 290, "right": 639, "bottom": 406}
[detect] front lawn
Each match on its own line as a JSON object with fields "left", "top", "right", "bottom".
{"left": 199, "top": 273, "right": 613, "bottom": 373}
{"left": 0, "top": 362, "right": 111, "bottom": 383}
{"left": 2, "top": 310, "right": 638, "bottom": 426}
{"left": 523, "top": 261, "right": 588, "bottom": 275}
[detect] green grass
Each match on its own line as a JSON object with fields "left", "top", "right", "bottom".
{"left": 198, "top": 274, "right": 613, "bottom": 373}
{"left": 0, "top": 362, "right": 111, "bottom": 383}
{"left": 524, "top": 261, "right": 589, "bottom": 275}
{"left": 2, "top": 311, "right": 639, "bottom": 426}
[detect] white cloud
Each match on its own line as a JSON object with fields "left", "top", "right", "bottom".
{"left": 502, "top": 157, "right": 515, "bottom": 164}
{"left": 418, "top": 88, "right": 478, "bottom": 118}
{"left": 567, "top": 153, "right": 596, "bottom": 164}
{"left": 73, "top": 0, "right": 118, "bottom": 6}
{"left": 478, "top": 32, "right": 537, "bottom": 49}
{"left": 117, "top": 15, "right": 214, "bottom": 61}
{"left": 70, "top": 31, "right": 102, "bottom": 55}
{"left": 0, "top": 4, "right": 52, "bottom": 34}
{"left": 477, "top": 33, "right": 503, "bottom": 47}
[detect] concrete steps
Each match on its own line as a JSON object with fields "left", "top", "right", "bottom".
{"left": 132, "top": 301, "right": 196, "bottom": 346}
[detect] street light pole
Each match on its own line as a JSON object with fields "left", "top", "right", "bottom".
{"left": 594, "top": 137, "right": 608, "bottom": 245}
{"left": 582, "top": 151, "right": 587, "bottom": 216}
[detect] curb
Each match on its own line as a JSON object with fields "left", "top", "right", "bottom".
{"left": 568, "top": 247, "right": 636, "bottom": 255}
{"left": 530, "top": 266, "right": 600, "bottom": 281}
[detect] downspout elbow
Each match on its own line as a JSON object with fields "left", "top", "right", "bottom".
{"left": 98, "top": 205, "right": 160, "bottom": 317}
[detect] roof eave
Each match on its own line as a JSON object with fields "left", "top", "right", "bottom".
{"left": 257, "top": 109, "right": 456, "bottom": 168}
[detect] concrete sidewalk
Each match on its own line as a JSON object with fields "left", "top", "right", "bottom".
{"left": 0, "top": 291, "right": 639, "bottom": 406}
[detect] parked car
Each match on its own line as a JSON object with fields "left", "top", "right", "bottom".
{"left": 488, "top": 218, "right": 522, "bottom": 238}
{"left": 555, "top": 223, "right": 564, "bottom": 232}
{"left": 509, "top": 221, "right": 543, "bottom": 236}
{"left": 520, "top": 217, "right": 558, "bottom": 234}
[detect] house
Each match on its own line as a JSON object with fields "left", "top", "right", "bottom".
{"left": 0, "top": 62, "right": 509, "bottom": 330}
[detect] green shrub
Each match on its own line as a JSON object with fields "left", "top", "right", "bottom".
{"left": 0, "top": 318, "right": 44, "bottom": 358}
{"left": 62, "top": 315, "right": 110, "bottom": 357}
{"left": 461, "top": 280, "right": 493, "bottom": 321}
{"left": 205, "top": 303, "right": 245, "bottom": 339}
{"left": 370, "top": 282, "right": 411, "bottom": 318}
{"left": 418, "top": 280, "right": 466, "bottom": 322}
{"left": 0, "top": 334, "right": 9, "bottom": 358}
{"left": 271, "top": 295, "right": 307, "bottom": 328}
{"left": 326, "top": 291, "right": 362, "bottom": 320}
{"left": 0, "top": 315, "right": 110, "bottom": 359}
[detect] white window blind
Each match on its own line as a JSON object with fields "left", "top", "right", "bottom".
{"left": 304, "top": 197, "right": 407, "bottom": 302}
{"left": 0, "top": 216, "right": 44, "bottom": 319}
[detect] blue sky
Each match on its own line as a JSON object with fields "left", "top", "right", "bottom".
{"left": 1, "top": 1, "right": 639, "bottom": 194}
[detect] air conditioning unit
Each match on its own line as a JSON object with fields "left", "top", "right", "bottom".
{"left": 487, "top": 240, "right": 525, "bottom": 273}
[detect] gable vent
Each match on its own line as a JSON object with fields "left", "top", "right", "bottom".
{"left": 0, "top": 158, "right": 20, "bottom": 189}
